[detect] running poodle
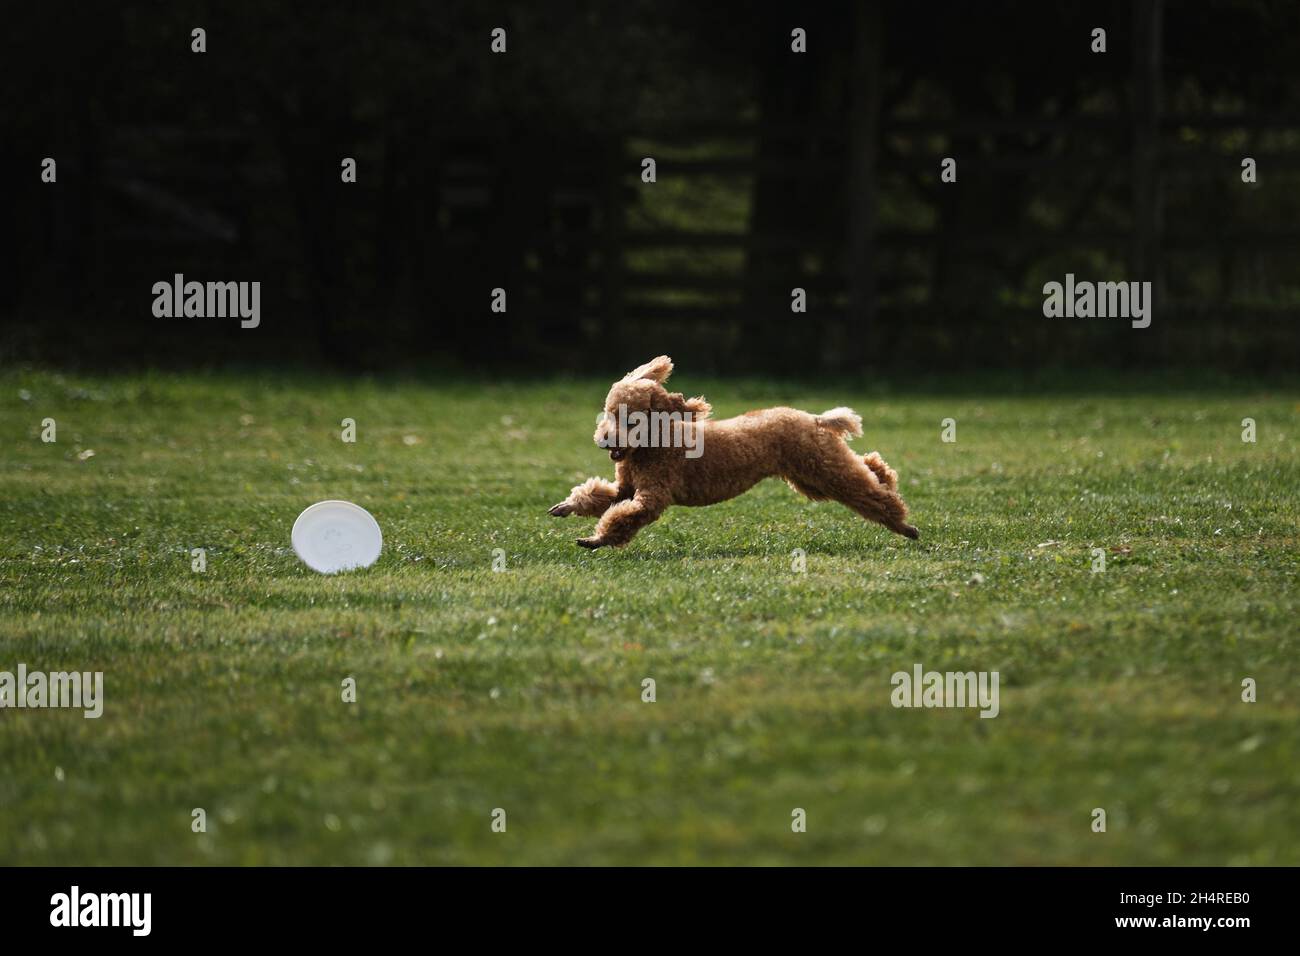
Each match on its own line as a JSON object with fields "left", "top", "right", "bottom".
{"left": 548, "top": 356, "right": 919, "bottom": 549}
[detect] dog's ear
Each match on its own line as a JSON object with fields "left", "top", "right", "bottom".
{"left": 623, "top": 355, "right": 673, "bottom": 384}
{"left": 684, "top": 395, "right": 712, "bottom": 419}
{"left": 652, "top": 389, "right": 711, "bottom": 419}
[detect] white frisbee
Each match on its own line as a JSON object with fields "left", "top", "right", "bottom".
{"left": 291, "top": 500, "right": 383, "bottom": 574}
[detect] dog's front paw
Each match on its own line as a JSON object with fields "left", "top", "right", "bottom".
{"left": 548, "top": 501, "right": 574, "bottom": 517}
{"left": 576, "top": 536, "right": 604, "bottom": 550}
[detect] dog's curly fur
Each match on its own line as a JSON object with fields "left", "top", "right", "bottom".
{"left": 549, "top": 355, "right": 919, "bottom": 549}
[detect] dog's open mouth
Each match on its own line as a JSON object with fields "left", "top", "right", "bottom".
{"left": 608, "top": 448, "right": 626, "bottom": 461}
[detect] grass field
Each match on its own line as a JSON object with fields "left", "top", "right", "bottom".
{"left": 1, "top": 367, "right": 1297, "bottom": 865}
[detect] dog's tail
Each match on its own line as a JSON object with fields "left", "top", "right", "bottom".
{"left": 863, "top": 451, "right": 899, "bottom": 491}
{"left": 816, "top": 406, "right": 863, "bottom": 438}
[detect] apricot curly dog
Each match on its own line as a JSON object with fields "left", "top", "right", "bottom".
{"left": 548, "top": 356, "right": 919, "bottom": 549}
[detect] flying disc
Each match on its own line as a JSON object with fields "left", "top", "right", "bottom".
{"left": 291, "top": 500, "right": 383, "bottom": 574}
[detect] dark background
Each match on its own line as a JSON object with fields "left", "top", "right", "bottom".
{"left": 3, "top": 0, "right": 1299, "bottom": 375}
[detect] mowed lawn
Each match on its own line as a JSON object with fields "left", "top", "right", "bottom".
{"left": 1, "top": 367, "right": 1297, "bottom": 866}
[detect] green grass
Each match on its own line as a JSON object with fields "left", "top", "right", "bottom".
{"left": 1, "top": 367, "right": 1298, "bottom": 865}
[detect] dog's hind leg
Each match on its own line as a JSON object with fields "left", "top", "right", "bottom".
{"left": 840, "top": 478, "right": 918, "bottom": 539}
{"left": 549, "top": 477, "right": 627, "bottom": 517}
{"left": 862, "top": 451, "right": 899, "bottom": 491}
{"left": 793, "top": 448, "right": 918, "bottom": 539}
